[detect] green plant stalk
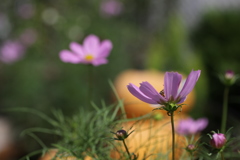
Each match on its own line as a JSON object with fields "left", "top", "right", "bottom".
{"left": 87, "top": 65, "right": 93, "bottom": 106}
{"left": 122, "top": 139, "right": 131, "bottom": 160}
{"left": 221, "top": 87, "right": 229, "bottom": 133}
{"left": 221, "top": 152, "right": 225, "bottom": 160}
{"left": 170, "top": 111, "right": 175, "bottom": 160}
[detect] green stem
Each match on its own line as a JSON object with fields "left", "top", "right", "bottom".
{"left": 170, "top": 112, "right": 175, "bottom": 160}
{"left": 122, "top": 139, "right": 131, "bottom": 160}
{"left": 87, "top": 65, "right": 93, "bottom": 106}
{"left": 221, "top": 152, "right": 225, "bottom": 160}
{"left": 220, "top": 87, "right": 229, "bottom": 133}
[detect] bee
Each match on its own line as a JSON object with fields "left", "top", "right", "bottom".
{"left": 159, "top": 89, "right": 165, "bottom": 97}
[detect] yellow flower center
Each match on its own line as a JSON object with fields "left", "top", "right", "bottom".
{"left": 85, "top": 55, "right": 94, "bottom": 61}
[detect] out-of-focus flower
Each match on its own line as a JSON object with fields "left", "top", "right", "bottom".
{"left": 0, "top": 40, "right": 26, "bottom": 64}
{"left": 100, "top": 0, "right": 123, "bottom": 17}
{"left": 176, "top": 118, "right": 208, "bottom": 135}
{"left": 210, "top": 133, "right": 226, "bottom": 149}
{"left": 59, "top": 34, "right": 113, "bottom": 66}
{"left": 127, "top": 70, "right": 201, "bottom": 106}
{"left": 19, "top": 28, "right": 38, "bottom": 46}
{"left": 41, "top": 8, "right": 59, "bottom": 25}
{"left": 219, "top": 70, "right": 238, "bottom": 86}
{"left": 17, "top": 3, "right": 35, "bottom": 19}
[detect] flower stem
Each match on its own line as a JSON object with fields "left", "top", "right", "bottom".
{"left": 87, "top": 65, "right": 93, "bottom": 106}
{"left": 122, "top": 139, "right": 131, "bottom": 160}
{"left": 221, "top": 87, "right": 229, "bottom": 133}
{"left": 170, "top": 112, "right": 175, "bottom": 160}
{"left": 221, "top": 152, "right": 225, "bottom": 160}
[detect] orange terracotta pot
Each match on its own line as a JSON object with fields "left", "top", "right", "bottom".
{"left": 111, "top": 114, "right": 190, "bottom": 160}
{"left": 38, "top": 149, "right": 92, "bottom": 160}
{"left": 113, "top": 69, "right": 196, "bottom": 118}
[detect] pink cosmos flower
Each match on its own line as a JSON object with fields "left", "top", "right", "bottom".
{"left": 59, "top": 34, "right": 113, "bottom": 66}
{"left": 176, "top": 117, "right": 208, "bottom": 135}
{"left": 0, "top": 40, "right": 26, "bottom": 64}
{"left": 127, "top": 70, "right": 201, "bottom": 105}
{"left": 210, "top": 133, "right": 226, "bottom": 149}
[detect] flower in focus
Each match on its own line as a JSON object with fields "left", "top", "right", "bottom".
{"left": 210, "top": 133, "right": 226, "bottom": 149}
{"left": 59, "top": 34, "right": 113, "bottom": 66}
{"left": 127, "top": 70, "right": 201, "bottom": 106}
{"left": 176, "top": 117, "right": 208, "bottom": 135}
{"left": 0, "top": 40, "right": 26, "bottom": 64}
{"left": 100, "top": 0, "right": 123, "bottom": 17}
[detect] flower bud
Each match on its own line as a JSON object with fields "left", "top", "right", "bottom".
{"left": 116, "top": 130, "right": 128, "bottom": 140}
{"left": 225, "top": 70, "right": 234, "bottom": 80}
{"left": 186, "top": 144, "right": 195, "bottom": 151}
{"left": 210, "top": 133, "right": 226, "bottom": 149}
{"left": 219, "top": 70, "right": 238, "bottom": 86}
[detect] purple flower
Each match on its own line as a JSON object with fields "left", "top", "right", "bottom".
{"left": 0, "top": 40, "right": 26, "bottom": 64}
{"left": 210, "top": 133, "right": 226, "bottom": 149}
{"left": 59, "top": 34, "right": 113, "bottom": 66}
{"left": 127, "top": 70, "right": 201, "bottom": 105}
{"left": 176, "top": 118, "right": 208, "bottom": 135}
{"left": 100, "top": 0, "right": 123, "bottom": 17}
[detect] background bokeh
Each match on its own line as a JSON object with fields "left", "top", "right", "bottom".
{"left": 0, "top": 0, "right": 240, "bottom": 159}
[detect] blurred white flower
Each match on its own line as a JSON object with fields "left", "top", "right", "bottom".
{"left": 42, "top": 8, "right": 59, "bottom": 25}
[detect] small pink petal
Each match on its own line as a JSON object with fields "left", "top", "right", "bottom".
{"left": 59, "top": 50, "right": 81, "bottom": 63}
{"left": 69, "top": 42, "right": 84, "bottom": 57}
{"left": 91, "top": 58, "right": 108, "bottom": 66}
{"left": 83, "top": 34, "right": 100, "bottom": 54}
{"left": 98, "top": 40, "right": 113, "bottom": 58}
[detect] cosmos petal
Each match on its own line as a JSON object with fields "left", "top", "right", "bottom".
{"left": 178, "top": 70, "right": 201, "bottom": 98}
{"left": 127, "top": 83, "right": 159, "bottom": 104}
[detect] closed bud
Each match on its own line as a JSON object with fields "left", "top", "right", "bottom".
{"left": 210, "top": 133, "right": 226, "bottom": 149}
{"left": 219, "top": 70, "right": 238, "bottom": 86}
{"left": 116, "top": 130, "right": 128, "bottom": 140}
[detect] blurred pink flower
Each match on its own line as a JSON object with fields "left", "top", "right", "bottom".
{"left": 176, "top": 117, "right": 208, "bottom": 135}
{"left": 17, "top": 3, "right": 35, "bottom": 19}
{"left": 59, "top": 34, "right": 113, "bottom": 66}
{"left": 100, "top": 0, "right": 123, "bottom": 17}
{"left": 19, "top": 28, "right": 38, "bottom": 46}
{"left": 0, "top": 41, "right": 26, "bottom": 64}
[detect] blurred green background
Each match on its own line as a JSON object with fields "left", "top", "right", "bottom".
{"left": 0, "top": 0, "right": 240, "bottom": 159}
